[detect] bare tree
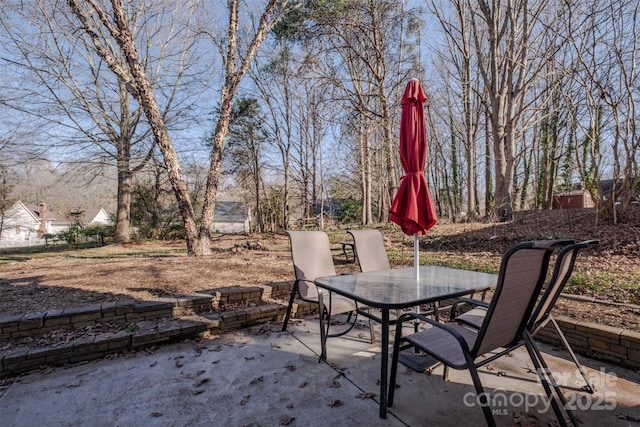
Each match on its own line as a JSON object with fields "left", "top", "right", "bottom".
{"left": 468, "top": 0, "right": 552, "bottom": 220}
{"left": 66, "top": 0, "right": 290, "bottom": 255}
{"left": 277, "top": 0, "right": 420, "bottom": 223}
{"left": 249, "top": 44, "right": 296, "bottom": 230}
{"left": 322, "top": 0, "right": 410, "bottom": 222}
{"left": 0, "top": 157, "right": 18, "bottom": 239}
{"left": 429, "top": 0, "right": 483, "bottom": 218}
{"left": 566, "top": 0, "right": 639, "bottom": 221}
{"left": 1, "top": 0, "right": 206, "bottom": 243}
{"left": 224, "top": 97, "right": 269, "bottom": 232}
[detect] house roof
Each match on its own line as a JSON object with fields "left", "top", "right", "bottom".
{"left": 82, "top": 208, "right": 107, "bottom": 223}
{"left": 24, "top": 203, "right": 108, "bottom": 225}
{"left": 11, "top": 201, "right": 41, "bottom": 223}
{"left": 214, "top": 201, "right": 248, "bottom": 223}
{"left": 554, "top": 190, "right": 590, "bottom": 197}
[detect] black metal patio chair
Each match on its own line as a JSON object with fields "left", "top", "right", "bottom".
{"left": 454, "top": 240, "right": 599, "bottom": 394}
{"left": 347, "top": 229, "right": 396, "bottom": 343}
{"left": 388, "top": 240, "right": 578, "bottom": 427}
{"left": 281, "top": 231, "right": 360, "bottom": 345}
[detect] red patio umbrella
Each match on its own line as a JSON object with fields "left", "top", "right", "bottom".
{"left": 390, "top": 79, "right": 437, "bottom": 276}
{"left": 389, "top": 79, "right": 437, "bottom": 371}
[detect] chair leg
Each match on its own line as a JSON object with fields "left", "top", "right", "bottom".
{"left": 281, "top": 282, "right": 298, "bottom": 332}
{"left": 369, "top": 318, "right": 376, "bottom": 344}
{"left": 467, "top": 362, "right": 497, "bottom": 427}
{"left": 547, "top": 315, "right": 595, "bottom": 393}
{"left": 442, "top": 365, "right": 449, "bottom": 381}
{"left": 524, "top": 332, "right": 580, "bottom": 427}
{"left": 318, "top": 293, "right": 360, "bottom": 362}
{"left": 326, "top": 310, "right": 359, "bottom": 338}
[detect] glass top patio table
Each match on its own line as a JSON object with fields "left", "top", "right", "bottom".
{"left": 315, "top": 265, "right": 497, "bottom": 309}
{"left": 314, "top": 265, "right": 498, "bottom": 419}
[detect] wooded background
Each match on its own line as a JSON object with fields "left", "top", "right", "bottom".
{"left": 1, "top": 1, "right": 638, "bottom": 255}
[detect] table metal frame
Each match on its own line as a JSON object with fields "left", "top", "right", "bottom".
{"left": 314, "top": 266, "right": 497, "bottom": 418}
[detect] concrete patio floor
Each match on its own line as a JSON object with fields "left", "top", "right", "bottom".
{"left": 1, "top": 316, "right": 639, "bottom": 427}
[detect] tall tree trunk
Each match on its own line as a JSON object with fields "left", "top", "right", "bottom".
{"left": 484, "top": 108, "right": 494, "bottom": 215}
{"left": 380, "top": 91, "right": 397, "bottom": 221}
{"left": 359, "top": 120, "right": 368, "bottom": 224}
{"left": 114, "top": 168, "right": 132, "bottom": 243}
{"left": 69, "top": 0, "right": 200, "bottom": 255}
{"left": 196, "top": 0, "right": 284, "bottom": 252}
{"left": 69, "top": 0, "right": 286, "bottom": 255}
{"left": 114, "top": 84, "right": 133, "bottom": 244}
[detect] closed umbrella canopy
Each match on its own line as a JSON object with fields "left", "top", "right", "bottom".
{"left": 390, "top": 79, "right": 436, "bottom": 237}
{"left": 390, "top": 80, "right": 438, "bottom": 371}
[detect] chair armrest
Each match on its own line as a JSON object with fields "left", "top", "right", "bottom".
{"left": 395, "top": 312, "right": 474, "bottom": 354}
{"left": 298, "top": 279, "right": 348, "bottom": 306}
{"left": 450, "top": 297, "right": 490, "bottom": 320}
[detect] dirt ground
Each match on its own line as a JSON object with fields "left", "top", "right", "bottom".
{"left": 0, "top": 207, "right": 639, "bottom": 330}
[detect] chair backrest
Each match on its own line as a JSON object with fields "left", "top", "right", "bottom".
{"left": 529, "top": 240, "right": 599, "bottom": 329}
{"left": 286, "top": 231, "right": 337, "bottom": 300}
{"left": 473, "top": 240, "right": 570, "bottom": 356}
{"left": 348, "top": 229, "right": 391, "bottom": 272}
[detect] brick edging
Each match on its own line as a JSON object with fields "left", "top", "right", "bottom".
{"left": 0, "top": 281, "right": 320, "bottom": 378}
{"left": 3, "top": 284, "right": 639, "bottom": 378}
{"left": 534, "top": 315, "right": 640, "bottom": 370}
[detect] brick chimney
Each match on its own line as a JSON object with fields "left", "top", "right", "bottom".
{"left": 37, "top": 202, "right": 47, "bottom": 238}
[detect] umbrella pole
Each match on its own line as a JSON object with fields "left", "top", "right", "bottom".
{"left": 413, "top": 233, "right": 419, "bottom": 280}
{"left": 398, "top": 231, "right": 438, "bottom": 370}
{"left": 413, "top": 233, "right": 420, "bottom": 334}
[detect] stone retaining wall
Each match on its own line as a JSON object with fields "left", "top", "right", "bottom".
{"left": 2, "top": 285, "right": 639, "bottom": 378}
{"left": 534, "top": 315, "right": 640, "bottom": 369}
{"left": 0, "top": 281, "right": 317, "bottom": 378}
{"left": 0, "top": 281, "right": 299, "bottom": 342}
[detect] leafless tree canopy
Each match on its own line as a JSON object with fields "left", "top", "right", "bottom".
{"left": 1, "top": 0, "right": 638, "bottom": 244}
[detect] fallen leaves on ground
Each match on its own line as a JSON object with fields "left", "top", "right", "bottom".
{"left": 512, "top": 412, "right": 541, "bottom": 426}
{"left": 249, "top": 376, "right": 264, "bottom": 385}
{"left": 356, "top": 392, "right": 377, "bottom": 399}
{"left": 185, "top": 370, "right": 205, "bottom": 379}
{"left": 328, "top": 378, "right": 341, "bottom": 388}
{"left": 174, "top": 356, "right": 184, "bottom": 368}
{"left": 279, "top": 416, "right": 295, "bottom": 425}
{"left": 193, "top": 378, "right": 209, "bottom": 388}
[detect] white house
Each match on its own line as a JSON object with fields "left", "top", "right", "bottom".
{"left": 46, "top": 207, "right": 112, "bottom": 234}
{"left": 0, "top": 201, "right": 111, "bottom": 244}
{"left": 0, "top": 201, "right": 44, "bottom": 242}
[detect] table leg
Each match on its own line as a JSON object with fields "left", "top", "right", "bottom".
{"left": 318, "top": 288, "right": 327, "bottom": 361}
{"left": 379, "top": 308, "right": 389, "bottom": 418}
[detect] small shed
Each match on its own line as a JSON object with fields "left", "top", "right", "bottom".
{"left": 552, "top": 190, "right": 595, "bottom": 209}
{"left": 212, "top": 201, "right": 250, "bottom": 233}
